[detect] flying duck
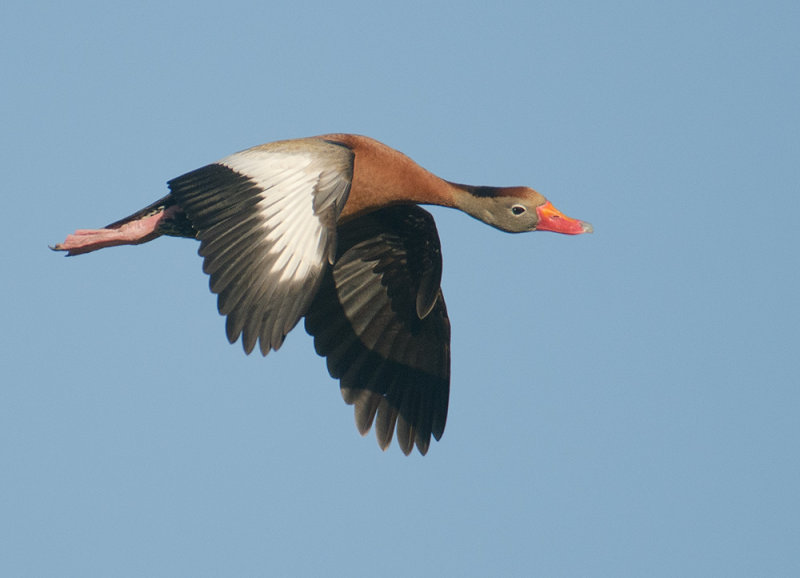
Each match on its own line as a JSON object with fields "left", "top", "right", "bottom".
{"left": 53, "top": 134, "right": 592, "bottom": 455}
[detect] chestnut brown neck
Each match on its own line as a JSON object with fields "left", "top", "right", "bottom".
{"left": 320, "top": 134, "right": 457, "bottom": 219}
{"left": 320, "top": 134, "right": 521, "bottom": 224}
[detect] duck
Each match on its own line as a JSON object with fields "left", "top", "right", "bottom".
{"left": 53, "top": 134, "right": 592, "bottom": 455}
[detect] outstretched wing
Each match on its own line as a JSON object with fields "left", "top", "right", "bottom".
{"left": 169, "top": 138, "right": 354, "bottom": 355}
{"left": 305, "top": 205, "right": 451, "bottom": 455}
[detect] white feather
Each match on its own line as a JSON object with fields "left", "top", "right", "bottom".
{"left": 220, "top": 148, "right": 329, "bottom": 283}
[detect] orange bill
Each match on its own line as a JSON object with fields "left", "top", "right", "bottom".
{"left": 535, "top": 201, "right": 593, "bottom": 235}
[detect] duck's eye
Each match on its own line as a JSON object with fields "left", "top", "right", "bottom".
{"left": 511, "top": 205, "right": 526, "bottom": 216}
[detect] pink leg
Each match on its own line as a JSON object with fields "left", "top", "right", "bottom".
{"left": 52, "top": 210, "right": 167, "bottom": 256}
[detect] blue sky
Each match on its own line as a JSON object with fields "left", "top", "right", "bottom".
{"left": 3, "top": 1, "right": 799, "bottom": 576}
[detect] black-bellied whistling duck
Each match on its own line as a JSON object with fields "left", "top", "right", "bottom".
{"left": 53, "top": 134, "right": 592, "bottom": 455}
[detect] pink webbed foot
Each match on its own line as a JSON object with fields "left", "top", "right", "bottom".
{"left": 51, "top": 210, "right": 166, "bottom": 256}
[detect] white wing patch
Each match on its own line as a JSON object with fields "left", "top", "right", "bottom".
{"left": 220, "top": 150, "right": 325, "bottom": 283}
{"left": 169, "top": 138, "right": 353, "bottom": 355}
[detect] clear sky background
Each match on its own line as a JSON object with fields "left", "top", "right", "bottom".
{"left": 2, "top": 1, "right": 798, "bottom": 576}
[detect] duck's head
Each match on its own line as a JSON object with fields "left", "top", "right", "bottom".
{"left": 451, "top": 184, "right": 593, "bottom": 234}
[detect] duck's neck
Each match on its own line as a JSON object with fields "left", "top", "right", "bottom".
{"left": 325, "top": 133, "right": 508, "bottom": 221}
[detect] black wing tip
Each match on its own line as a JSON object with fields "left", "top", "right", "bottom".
{"left": 348, "top": 391, "right": 439, "bottom": 456}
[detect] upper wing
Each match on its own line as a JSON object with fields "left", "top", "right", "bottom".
{"left": 169, "top": 138, "right": 354, "bottom": 355}
{"left": 305, "top": 205, "right": 451, "bottom": 455}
